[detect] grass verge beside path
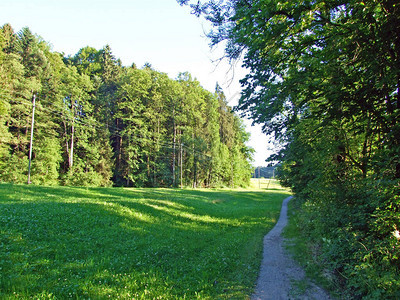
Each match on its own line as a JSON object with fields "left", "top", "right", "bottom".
{"left": 283, "top": 197, "right": 337, "bottom": 298}
{"left": 0, "top": 182, "right": 290, "bottom": 299}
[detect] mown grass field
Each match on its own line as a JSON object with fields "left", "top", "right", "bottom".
{"left": 0, "top": 181, "right": 290, "bottom": 299}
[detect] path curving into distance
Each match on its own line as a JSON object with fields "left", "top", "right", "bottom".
{"left": 252, "top": 196, "right": 331, "bottom": 300}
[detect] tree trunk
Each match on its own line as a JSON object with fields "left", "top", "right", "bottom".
{"left": 27, "top": 94, "right": 36, "bottom": 184}
{"left": 69, "top": 101, "right": 75, "bottom": 170}
{"left": 172, "top": 117, "right": 176, "bottom": 186}
{"left": 180, "top": 140, "right": 183, "bottom": 188}
{"left": 69, "top": 123, "right": 74, "bottom": 169}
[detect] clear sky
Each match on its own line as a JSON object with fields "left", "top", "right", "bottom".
{"left": 0, "top": 0, "right": 273, "bottom": 166}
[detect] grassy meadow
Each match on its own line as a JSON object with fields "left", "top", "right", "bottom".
{"left": 249, "top": 178, "right": 281, "bottom": 190}
{"left": 0, "top": 181, "right": 290, "bottom": 299}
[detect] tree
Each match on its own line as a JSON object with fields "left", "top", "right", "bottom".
{"left": 114, "top": 68, "right": 151, "bottom": 186}
{"left": 0, "top": 25, "right": 45, "bottom": 182}
{"left": 58, "top": 65, "right": 113, "bottom": 186}
{"left": 0, "top": 26, "right": 12, "bottom": 176}
{"left": 67, "top": 46, "right": 103, "bottom": 78}
{"left": 178, "top": 0, "right": 400, "bottom": 296}
{"left": 66, "top": 45, "right": 116, "bottom": 186}
{"left": 0, "top": 23, "right": 253, "bottom": 189}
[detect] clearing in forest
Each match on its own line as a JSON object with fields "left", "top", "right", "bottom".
{"left": 0, "top": 181, "right": 290, "bottom": 299}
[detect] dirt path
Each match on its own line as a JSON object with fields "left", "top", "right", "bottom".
{"left": 252, "top": 196, "right": 331, "bottom": 300}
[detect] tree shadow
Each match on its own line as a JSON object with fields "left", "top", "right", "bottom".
{"left": 0, "top": 183, "right": 290, "bottom": 298}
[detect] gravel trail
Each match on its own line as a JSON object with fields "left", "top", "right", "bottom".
{"left": 252, "top": 196, "right": 331, "bottom": 300}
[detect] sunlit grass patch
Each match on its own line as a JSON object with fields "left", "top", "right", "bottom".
{"left": 250, "top": 178, "right": 286, "bottom": 191}
{"left": 0, "top": 183, "right": 290, "bottom": 299}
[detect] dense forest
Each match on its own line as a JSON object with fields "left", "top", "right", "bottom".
{"left": 0, "top": 23, "right": 253, "bottom": 188}
{"left": 178, "top": 0, "right": 400, "bottom": 298}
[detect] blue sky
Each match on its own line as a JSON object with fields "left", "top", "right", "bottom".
{"left": 0, "top": 0, "right": 272, "bottom": 166}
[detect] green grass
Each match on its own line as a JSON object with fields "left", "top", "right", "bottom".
{"left": 283, "top": 197, "right": 335, "bottom": 297}
{"left": 249, "top": 178, "right": 282, "bottom": 191}
{"left": 0, "top": 182, "right": 290, "bottom": 299}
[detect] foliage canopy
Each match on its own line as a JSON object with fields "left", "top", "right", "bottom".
{"left": 178, "top": 0, "right": 400, "bottom": 297}
{"left": 0, "top": 24, "right": 253, "bottom": 188}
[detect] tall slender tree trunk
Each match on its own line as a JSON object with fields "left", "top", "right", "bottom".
{"left": 115, "top": 118, "right": 123, "bottom": 173}
{"left": 172, "top": 115, "right": 176, "bottom": 186}
{"left": 147, "top": 155, "right": 150, "bottom": 178}
{"left": 27, "top": 93, "right": 36, "bottom": 184}
{"left": 193, "top": 158, "right": 197, "bottom": 188}
{"left": 192, "top": 133, "right": 196, "bottom": 188}
{"left": 63, "top": 121, "right": 69, "bottom": 173}
{"left": 153, "top": 160, "right": 156, "bottom": 187}
{"left": 231, "top": 161, "right": 234, "bottom": 188}
{"left": 69, "top": 101, "right": 75, "bottom": 171}
{"left": 180, "top": 141, "right": 183, "bottom": 189}
{"left": 69, "top": 123, "right": 74, "bottom": 169}
{"left": 154, "top": 118, "right": 160, "bottom": 186}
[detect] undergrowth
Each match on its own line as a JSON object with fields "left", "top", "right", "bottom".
{"left": 284, "top": 193, "right": 400, "bottom": 299}
{"left": 284, "top": 197, "right": 338, "bottom": 297}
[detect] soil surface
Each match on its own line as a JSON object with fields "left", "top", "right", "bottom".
{"left": 252, "top": 196, "right": 332, "bottom": 300}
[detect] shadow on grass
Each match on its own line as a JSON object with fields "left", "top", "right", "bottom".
{"left": 0, "top": 183, "right": 290, "bottom": 299}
